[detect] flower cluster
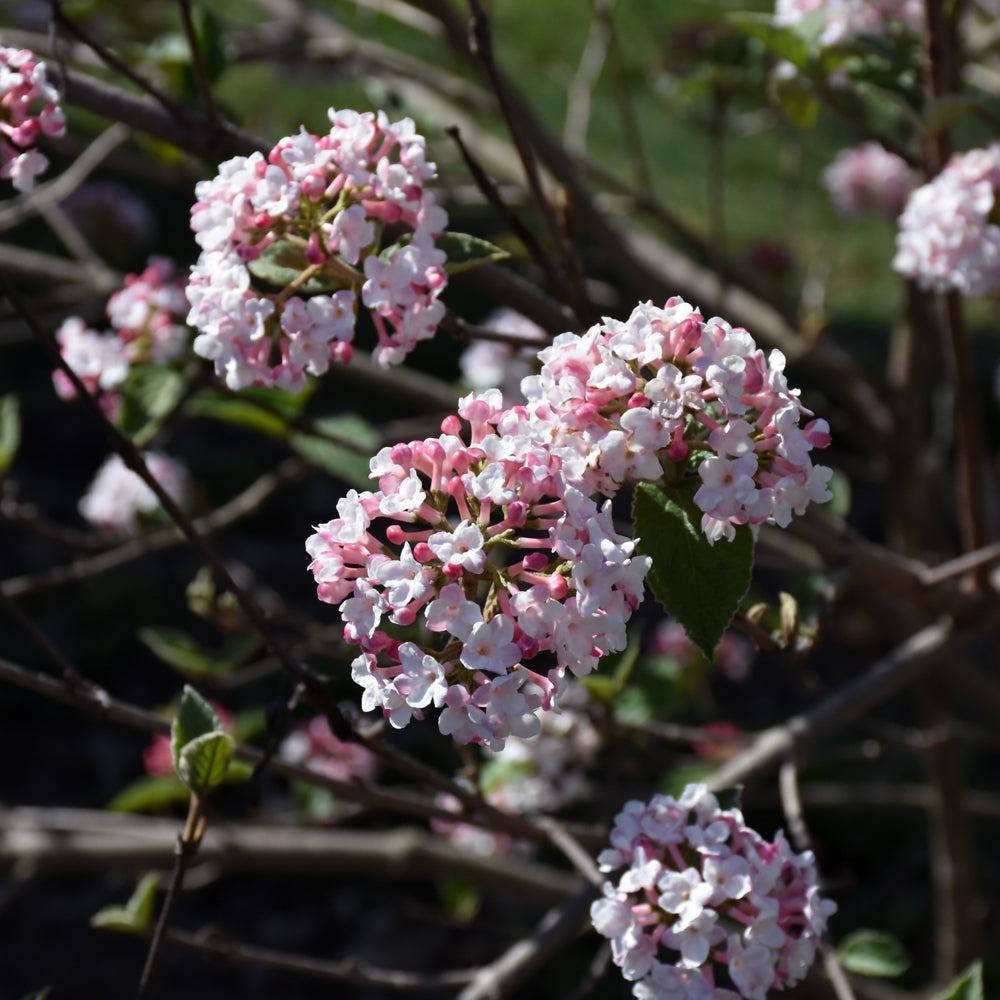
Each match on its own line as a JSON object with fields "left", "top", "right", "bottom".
{"left": 306, "top": 388, "right": 649, "bottom": 750}
{"left": 53, "top": 257, "right": 189, "bottom": 416}
{"left": 822, "top": 142, "right": 912, "bottom": 218}
{"left": 278, "top": 715, "right": 380, "bottom": 783}
{"left": 519, "top": 298, "right": 833, "bottom": 543}
{"left": 773, "top": 0, "right": 923, "bottom": 45}
{"left": 591, "top": 784, "right": 836, "bottom": 1000}
{"left": 79, "top": 451, "right": 190, "bottom": 535}
{"left": 0, "top": 45, "right": 65, "bottom": 192}
{"left": 187, "top": 108, "right": 448, "bottom": 392}
{"left": 893, "top": 144, "right": 1000, "bottom": 297}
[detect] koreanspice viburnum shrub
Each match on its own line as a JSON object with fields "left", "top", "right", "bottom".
{"left": 53, "top": 256, "right": 189, "bottom": 417}
{"left": 519, "top": 298, "right": 833, "bottom": 543}
{"left": 591, "top": 784, "right": 836, "bottom": 1000}
{"left": 186, "top": 108, "right": 448, "bottom": 391}
{"left": 893, "top": 144, "right": 1000, "bottom": 297}
{"left": 0, "top": 45, "right": 66, "bottom": 192}
{"left": 306, "top": 389, "right": 649, "bottom": 749}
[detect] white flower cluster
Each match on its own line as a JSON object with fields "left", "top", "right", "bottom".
{"left": 893, "top": 144, "right": 1000, "bottom": 297}
{"left": 187, "top": 108, "right": 448, "bottom": 391}
{"left": 591, "top": 784, "right": 836, "bottom": 1000}
{"left": 774, "top": 0, "right": 923, "bottom": 45}
{"left": 822, "top": 142, "right": 912, "bottom": 218}
{"left": 0, "top": 45, "right": 66, "bottom": 191}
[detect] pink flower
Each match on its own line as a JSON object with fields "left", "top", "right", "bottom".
{"left": 0, "top": 46, "right": 66, "bottom": 192}
{"left": 186, "top": 108, "right": 449, "bottom": 391}
{"left": 592, "top": 784, "right": 836, "bottom": 999}
{"left": 822, "top": 142, "right": 913, "bottom": 218}
{"left": 894, "top": 144, "right": 1000, "bottom": 296}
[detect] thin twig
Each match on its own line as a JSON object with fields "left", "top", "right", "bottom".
{"left": 164, "top": 925, "right": 479, "bottom": 989}
{"left": 50, "top": 0, "right": 187, "bottom": 120}
{"left": 0, "top": 122, "right": 132, "bottom": 231}
{"left": 457, "top": 883, "right": 600, "bottom": 1000}
{"left": 778, "top": 762, "right": 858, "bottom": 1000}
{"left": 177, "top": 0, "right": 220, "bottom": 124}
{"left": 564, "top": 0, "right": 612, "bottom": 155}
{"left": 706, "top": 619, "right": 954, "bottom": 792}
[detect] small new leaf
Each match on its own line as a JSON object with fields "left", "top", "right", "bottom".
{"left": 932, "top": 961, "right": 984, "bottom": 1000}
{"left": 633, "top": 482, "right": 754, "bottom": 657}
{"left": 171, "top": 684, "right": 224, "bottom": 773}
{"left": 838, "top": 930, "right": 910, "bottom": 978}
{"left": 0, "top": 394, "right": 21, "bottom": 476}
{"left": 436, "top": 232, "right": 510, "bottom": 274}
{"left": 177, "top": 731, "right": 235, "bottom": 796}
{"left": 119, "top": 366, "right": 185, "bottom": 446}
{"left": 90, "top": 872, "right": 160, "bottom": 934}
{"left": 247, "top": 239, "right": 346, "bottom": 293}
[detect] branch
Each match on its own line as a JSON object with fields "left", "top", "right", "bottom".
{"left": 706, "top": 619, "right": 955, "bottom": 792}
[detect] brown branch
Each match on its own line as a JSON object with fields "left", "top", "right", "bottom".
{"left": 705, "top": 619, "right": 955, "bottom": 792}
{"left": 457, "top": 883, "right": 599, "bottom": 1000}
{"left": 177, "top": 0, "right": 220, "bottom": 124}
{"left": 164, "top": 925, "right": 478, "bottom": 990}
{"left": 0, "top": 806, "right": 579, "bottom": 903}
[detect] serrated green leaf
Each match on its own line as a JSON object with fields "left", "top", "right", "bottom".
{"left": 436, "top": 232, "right": 510, "bottom": 274}
{"left": 728, "top": 13, "right": 811, "bottom": 68}
{"left": 838, "top": 929, "right": 910, "bottom": 978}
{"left": 289, "top": 430, "right": 373, "bottom": 487}
{"left": 247, "top": 239, "right": 347, "bottom": 293}
{"left": 632, "top": 482, "right": 754, "bottom": 657}
{"left": 0, "top": 394, "right": 21, "bottom": 476}
{"left": 177, "top": 730, "right": 235, "bottom": 794}
{"left": 932, "top": 961, "right": 983, "bottom": 1000}
{"left": 184, "top": 389, "right": 289, "bottom": 437}
{"left": 171, "top": 684, "right": 224, "bottom": 773}
{"left": 119, "top": 366, "right": 185, "bottom": 446}
{"left": 138, "top": 626, "right": 262, "bottom": 680}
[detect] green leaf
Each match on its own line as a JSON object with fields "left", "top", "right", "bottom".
{"left": 838, "top": 929, "right": 910, "bottom": 978}
{"left": 0, "top": 394, "right": 21, "bottom": 476}
{"left": 107, "top": 774, "right": 192, "bottom": 813}
{"left": 119, "top": 366, "right": 185, "bottom": 446}
{"left": 138, "top": 626, "right": 262, "bottom": 680}
{"left": 184, "top": 389, "right": 289, "bottom": 437}
{"left": 196, "top": 8, "right": 229, "bottom": 83}
{"left": 728, "top": 13, "right": 812, "bottom": 68}
{"left": 170, "top": 684, "right": 224, "bottom": 773}
{"left": 632, "top": 482, "right": 754, "bottom": 657}
{"left": 932, "top": 961, "right": 984, "bottom": 1000}
{"left": 176, "top": 730, "right": 235, "bottom": 795}
{"left": 289, "top": 430, "right": 373, "bottom": 487}
{"left": 90, "top": 872, "right": 160, "bottom": 934}
{"left": 379, "top": 231, "right": 509, "bottom": 274}
{"left": 435, "top": 232, "right": 510, "bottom": 274}
{"left": 312, "top": 413, "right": 380, "bottom": 452}
{"left": 247, "top": 239, "right": 347, "bottom": 293}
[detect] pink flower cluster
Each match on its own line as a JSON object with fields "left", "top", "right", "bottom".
{"left": 591, "top": 784, "right": 836, "bottom": 1000}
{"left": 822, "top": 142, "right": 912, "bottom": 218}
{"left": 0, "top": 45, "right": 66, "bottom": 192}
{"left": 519, "top": 299, "right": 832, "bottom": 544}
{"left": 53, "top": 257, "right": 189, "bottom": 416}
{"left": 79, "top": 451, "right": 190, "bottom": 535}
{"left": 893, "top": 144, "right": 1000, "bottom": 297}
{"left": 306, "top": 388, "right": 649, "bottom": 750}
{"left": 278, "top": 716, "right": 380, "bottom": 783}
{"left": 773, "top": 0, "right": 923, "bottom": 45}
{"left": 186, "top": 108, "right": 448, "bottom": 392}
